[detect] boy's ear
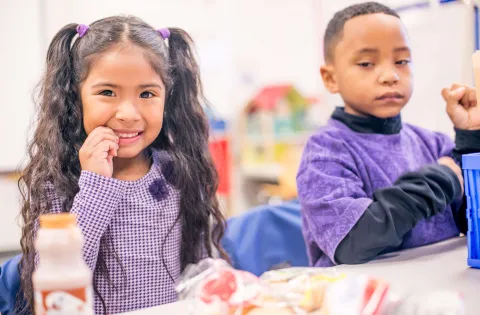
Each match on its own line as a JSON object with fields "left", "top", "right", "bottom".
{"left": 320, "top": 65, "right": 339, "bottom": 93}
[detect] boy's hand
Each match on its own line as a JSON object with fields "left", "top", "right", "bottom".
{"left": 438, "top": 156, "right": 464, "bottom": 195}
{"left": 79, "top": 127, "right": 119, "bottom": 178}
{"left": 442, "top": 84, "right": 480, "bottom": 130}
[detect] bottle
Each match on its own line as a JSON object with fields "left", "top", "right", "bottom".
{"left": 33, "top": 213, "right": 93, "bottom": 315}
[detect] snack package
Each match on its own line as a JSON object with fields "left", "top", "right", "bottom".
{"left": 176, "top": 259, "right": 465, "bottom": 315}
{"left": 259, "top": 267, "right": 346, "bottom": 312}
{"left": 321, "top": 275, "right": 390, "bottom": 315}
{"left": 176, "top": 259, "right": 264, "bottom": 315}
{"left": 175, "top": 259, "right": 392, "bottom": 315}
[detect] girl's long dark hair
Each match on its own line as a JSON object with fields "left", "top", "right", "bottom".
{"left": 17, "top": 16, "right": 227, "bottom": 314}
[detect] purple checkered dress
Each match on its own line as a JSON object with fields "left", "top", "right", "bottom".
{"left": 45, "top": 150, "right": 181, "bottom": 314}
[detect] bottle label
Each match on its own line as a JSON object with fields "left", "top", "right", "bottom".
{"left": 35, "top": 286, "right": 93, "bottom": 315}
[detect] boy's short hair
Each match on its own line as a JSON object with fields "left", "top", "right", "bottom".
{"left": 323, "top": 2, "right": 399, "bottom": 63}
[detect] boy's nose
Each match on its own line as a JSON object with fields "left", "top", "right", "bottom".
{"left": 379, "top": 69, "right": 400, "bottom": 85}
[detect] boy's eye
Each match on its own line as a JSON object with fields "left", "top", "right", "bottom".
{"left": 140, "top": 91, "right": 154, "bottom": 98}
{"left": 99, "top": 90, "right": 115, "bottom": 97}
{"left": 357, "top": 62, "right": 374, "bottom": 68}
{"left": 396, "top": 59, "right": 411, "bottom": 65}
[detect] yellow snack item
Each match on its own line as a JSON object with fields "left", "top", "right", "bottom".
{"left": 298, "top": 282, "right": 325, "bottom": 312}
{"left": 259, "top": 269, "right": 346, "bottom": 312}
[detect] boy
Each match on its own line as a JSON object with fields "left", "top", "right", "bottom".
{"left": 297, "top": 2, "right": 480, "bottom": 266}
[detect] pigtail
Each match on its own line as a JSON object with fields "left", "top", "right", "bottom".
{"left": 161, "top": 28, "right": 228, "bottom": 267}
{"left": 17, "top": 23, "right": 84, "bottom": 314}
{"left": 43, "top": 23, "right": 86, "bottom": 180}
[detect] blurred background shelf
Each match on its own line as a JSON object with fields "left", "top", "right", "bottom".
{"left": 241, "top": 164, "right": 281, "bottom": 182}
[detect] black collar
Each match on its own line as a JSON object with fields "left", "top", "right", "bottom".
{"left": 331, "top": 107, "right": 402, "bottom": 135}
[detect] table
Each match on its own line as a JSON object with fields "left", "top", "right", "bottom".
{"left": 338, "top": 237, "right": 480, "bottom": 314}
{"left": 124, "top": 237, "right": 480, "bottom": 315}
{"left": 123, "top": 300, "right": 191, "bottom": 315}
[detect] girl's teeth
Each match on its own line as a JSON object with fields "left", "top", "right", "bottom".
{"left": 116, "top": 132, "right": 139, "bottom": 138}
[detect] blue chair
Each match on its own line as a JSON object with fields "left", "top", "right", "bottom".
{"left": 0, "top": 254, "right": 22, "bottom": 315}
{"left": 222, "top": 200, "right": 309, "bottom": 276}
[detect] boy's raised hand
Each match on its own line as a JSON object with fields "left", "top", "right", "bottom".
{"left": 442, "top": 83, "right": 480, "bottom": 130}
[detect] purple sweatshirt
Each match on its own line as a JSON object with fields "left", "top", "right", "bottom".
{"left": 297, "top": 109, "right": 463, "bottom": 267}
{"left": 44, "top": 150, "right": 181, "bottom": 314}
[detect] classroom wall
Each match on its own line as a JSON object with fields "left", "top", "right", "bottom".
{"left": 0, "top": 0, "right": 44, "bottom": 172}
{"left": 0, "top": 0, "right": 322, "bottom": 249}
{"left": 0, "top": 0, "right": 477, "bottom": 250}
{"left": 0, "top": 0, "right": 321, "bottom": 170}
{"left": 42, "top": 0, "right": 323, "bottom": 118}
{"left": 1, "top": 0, "right": 473, "bottom": 171}
{"left": 0, "top": 1, "right": 44, "bottom": 251}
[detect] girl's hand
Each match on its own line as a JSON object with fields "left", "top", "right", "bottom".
{"left": 79, "top": 127, "right": 119, "bottom": 178}
{"left": 442, "top": 83, "right": 480, "bottom": 130}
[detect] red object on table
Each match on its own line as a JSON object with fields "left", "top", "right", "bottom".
{"left": 200, "top": 270, "right": 238, "bottom": 303}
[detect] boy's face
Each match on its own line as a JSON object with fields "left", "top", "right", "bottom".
{"left": 321, "top": 13, "right": 413, "bottom": 118}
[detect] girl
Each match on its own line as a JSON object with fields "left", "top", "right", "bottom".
{"left": 17, "top": 16, "right": 227, "bottom": 314}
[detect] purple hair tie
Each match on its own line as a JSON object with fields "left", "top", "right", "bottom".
{"left": 157, "top": 28, "right": 170, "bottom": 40}
{"left": 76, "top": 24, "right": 89, "bottom": 38}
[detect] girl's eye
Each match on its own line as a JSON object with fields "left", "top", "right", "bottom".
{"left": 140, "top": 91, "right": 154, "bottom": 98}
{"left": 396, "top": 59, "right": 411, "bottom": 65}
{"left": 99, "top": 90, "right": 115, "bottom": 97}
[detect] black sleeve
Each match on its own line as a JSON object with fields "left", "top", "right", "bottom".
{"left": 334, "top": 164, "right": 462, "bottom": 264}
{"left": 453, "top": 197, "right": 468, "bottom": 235}
{"left": 452, "top": 128, "right": 480, "bottom": 166}
{"left": 451, "top": 128, "right": 480, "bottom": 233}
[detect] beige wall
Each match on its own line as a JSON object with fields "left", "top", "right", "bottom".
{"left": 0, "top": 0, "right": 477, "bottom": 249}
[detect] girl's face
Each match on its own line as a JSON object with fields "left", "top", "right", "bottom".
{"left": 80, "top": 45, "right": 166, "bottom": 159}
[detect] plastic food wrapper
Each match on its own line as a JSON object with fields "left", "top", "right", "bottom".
{"left": 175, "top": 259, "right": 396, "bottom": 315}
{"left": 175, "top": 259, "right": 466, "bottom": 314}
{"left": 176, "top": 259, "right": 264, "bottom": 315}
